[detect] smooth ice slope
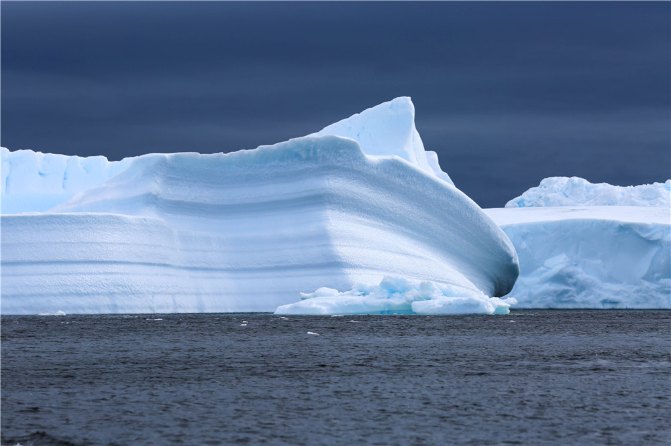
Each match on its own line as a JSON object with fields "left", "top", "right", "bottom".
{"left": 312, "top": 97, "right": 454, "bottom": 185}
{"left": 506, "top": 176, "right": 671, "bottom": 208}
{"left": 1, "top": 147, "right": 132, "bottom": 214}
{"left": 486, "top": 206, "right": 671, "bottom": 309}
{"left": 1, "top": 98, "right": 518, "bottom": 315}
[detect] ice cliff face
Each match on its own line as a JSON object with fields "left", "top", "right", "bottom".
{"left": 1, "top": 98, "right": 519, "bottom": 315}
{"left": 488, "top": 178, "right": 671, "bottom": 309}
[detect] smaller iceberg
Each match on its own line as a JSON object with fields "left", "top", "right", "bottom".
{"left": 275, "top": 276, "right": 517, "bottom": 315}
{"left": 487, "top": 177, "right": 671, "bottom": 309}
{"left": 506, "top": 176, "right": 671, "bottom": 208}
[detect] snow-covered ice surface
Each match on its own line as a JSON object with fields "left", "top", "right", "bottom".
{"left": 1, "top": 98, "right": 518, "bottom": 315}
{"left": 312, "top": 97, "right": 454, "bottom": 185}
{"left": 1, "top": 147, "right": 131, "bottom": 214}
{"left": 485, "top": 206, "right": 671, "bottom": 309}
{"left": 275, "top": 276, "right": 516, "bottom": 315}
{"left": 506, "top": 176, "right": 671, "bottom": 208}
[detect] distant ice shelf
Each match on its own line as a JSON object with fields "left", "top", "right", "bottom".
{"left": 1, "top": 98, "right": 518, "bottom": 315}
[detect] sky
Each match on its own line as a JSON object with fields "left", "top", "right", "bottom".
{"left": 2, "top": 1, "right": 669, "bottom": 207}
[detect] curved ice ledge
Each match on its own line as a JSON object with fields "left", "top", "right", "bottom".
{"left": 1, "top": 98, "right": 518, "bottom": 315}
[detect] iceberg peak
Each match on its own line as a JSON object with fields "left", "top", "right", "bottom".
{"left": 312, "top": 97, "right": 453, "bottom": 184}
{"left": 314, "top": 97, "right": 418, "bottom": 158}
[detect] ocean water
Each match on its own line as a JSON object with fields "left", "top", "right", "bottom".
{"left": 1, "top": 311, "right": 669, "bottom": 445}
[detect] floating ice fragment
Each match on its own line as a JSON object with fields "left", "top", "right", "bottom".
{"left": 38, "top": 310, "right": 66, "bottom": 316}
{"left": 276, "top": 276, "right": 517, "bottom": 315}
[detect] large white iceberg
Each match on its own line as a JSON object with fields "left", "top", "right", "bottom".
{"left": 487, "top": 177, "right": 671, "bottom": 309}
{"left": 1, "top": 98, "right": 518, "bottom": 315}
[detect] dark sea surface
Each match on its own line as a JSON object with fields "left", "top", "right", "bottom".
{"left": 2, "top": 311, "right": 670, "bottom": 445}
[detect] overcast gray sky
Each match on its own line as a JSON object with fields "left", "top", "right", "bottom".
{"left": 2, "top": 1, "right": 669, "bottom": 207}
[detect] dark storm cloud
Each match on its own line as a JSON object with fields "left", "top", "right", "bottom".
{"left": 2, "top": 1, "right": 669, "bottom": 207}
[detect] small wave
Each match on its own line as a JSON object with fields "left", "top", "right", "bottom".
{"left": 2, "top": 431, "right": 80, "bottom": 446}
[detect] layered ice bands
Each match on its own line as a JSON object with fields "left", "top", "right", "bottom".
{"left": 506, "top": 176, "right": 671, "bottom": 208}
{"left": 0, "top": 97, "right": 451, "bottom": 215}
{"left": 486, "top": 207, "right": 671, "bottom": 309}
{"left": 2, "top": 214, "right": 186, "bottom": 314}
{"left": 1, "top": 98, "right": 519, "bottom": 315}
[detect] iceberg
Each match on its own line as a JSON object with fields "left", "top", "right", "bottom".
{"left": 1, "top": 98, "right": 519, "bottom": 315}
{"left": 487, "top": 177, "right": 671, "bottom": 309}
{"left": 506, "top": 176, "right": 671, "bottom": 208}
